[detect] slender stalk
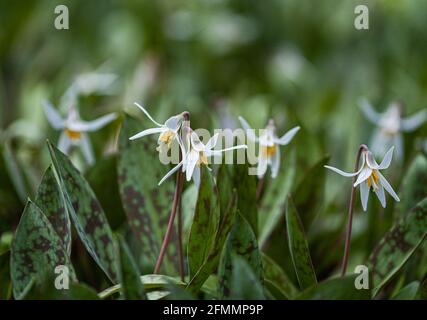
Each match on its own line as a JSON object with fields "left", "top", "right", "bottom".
{"left": 177, "top": 196, "right": 185, "bottom": 282}
{"left": 154, "top": 112, "right": 189, "bottom": 276}
{"left": 256, "top": 176, "right": 265, "bottom": 201}
{"left": 341, "top": 144, "right": 367, "bottom": 276}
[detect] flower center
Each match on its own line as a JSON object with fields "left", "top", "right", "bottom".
{"left": 65, "top": 128, "right": 81, "bottom": 141}
{"left": 261, "top": 144, "right": 276, "bottom": 157}
{"left": 159, "top": 130, "right": 175, "bottom": 147}
{"left": 197, "top": 152, "right": 208, "bottom": 167}
{"left": 366, "top": 170, "right": 379, "bottom": 190}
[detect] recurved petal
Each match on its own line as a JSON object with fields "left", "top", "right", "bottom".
{"left": 377, "top": 146, "right": 394, "bottom": 169}
{"left": 43, "top": 100, "right": 65, "bottom": 130}
{"left": 134, "top": 102, "right": 163, "bottom": 127}
{"left": 257, "top": 155, "right": 268, "bottom": 178}
{"left": 270, "top": 147, "right": 280, "bottom": 178}
{"left": 238, "top": 116, "right": 258, "bottom": 142}
{"left": 165, "top": 115, "right": 182, "bottom": 131}
{"left": 324, "top": 165, "right": 360, "bottom": 177}
{"left": 185, "top": 149, "right": 199, "bottom": 181}
{"left": 374, "top": 184, "right": 386, "bottom": 208}
{"left": 129, "top": 127, "right": 165, "bottom": 140}
{"left": 158, "top": 160, "right": 184, "bottom": 186}
{"left": 275, "top": 126, "right": 300, "bottom": 145}
{"left": 72, "top": 113, "right": 118, "bottom": 132}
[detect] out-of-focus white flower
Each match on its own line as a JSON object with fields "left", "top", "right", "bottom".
{"left": 129, "top": 102, "right": 184, "bottom": 154}
{"left": 43, "top": 101, "right": 117, "bottom": 165}
{"left": 359, "top": 99, "right": 427, "bottom": 161}
{"left": 239, "top": 117, "right": 300, "bottom": 178}
{"left": 159, "top": 129, "right": 247, "bottom": 186}
{"left": 325, "top": 146, "right": 400, "bottom": 211}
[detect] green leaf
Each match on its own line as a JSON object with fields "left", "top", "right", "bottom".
{"left": 293, "top": 155, "right": 329, "bottom": 228}
{"left": 368, "top": 197, "right": 427, "bottom": 295}
{"left": 11, "top": 200, "right": 76, "bottom": 299}
{"left": 187, "top": 190, "right": 237, "bottom": 293}
{"left": 217, "top": 238, "right": 233, "bottom": 299}
{"left": 118, "top": 237, "right": 146, "bottom": 300}
{"left": 187, "top": 167, "right": 220, "bottom": 279}
{"left": 35, "top": 166, "right": 71, "bottom": 255}
{"left": 233, "top": 161, "right": 258, "bottom": 237}
{"left": 295, "top": 275, "right": 371, "bottom": 300}
{"left": 259, "top": 149, "right": 296, "bottom": 246}
{"left": 117, "top": 115, "right": 177, "bottom": 273}
{"left": 47, "top": 141, "right": 119, "bottom": 283}
{"left": 392, "top": 281, "right": 420, "bottom": 300}
{"left": 416, "top": 278, "right": 427, "bottom": 300}
{"left": 228, "top": 256, "right": 265, "bottom": 299}
{"left": 285, "top": 196, "right": 317, "bottom": 290}
{"left": 229, "top": 213, "right": 263, "bottom": 284}
{"left": 24, "top": 278, "right": 100, "bottom": 300}
{"left": 86, "top": 155, "right": 126, "bottom": 230}
{"left": 0, "top": 250, "right": 12, "bottom": 299}
{"left": 399, "top": 154, "right": 427, "bottom": 216}
{"left": 262, "top": 253, "right": 299, "bottom": 299}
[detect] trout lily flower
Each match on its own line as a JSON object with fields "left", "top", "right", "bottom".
{"left": 129, "top": 102, "right": 184, "bottom": 153}
{"left": 43, "top": 101, "right": 117, "bottom": 165}
{"left": 158, "top": 129, "right": 247, "bottom": 186}
{"left": 239, "top": 117, "right": 300, "bottom": 178}
{"left": 359, "top": 99, "right": 427, "bottom": 161}
{"left": 325, "top": 146, "right": 400, "bottom": 211}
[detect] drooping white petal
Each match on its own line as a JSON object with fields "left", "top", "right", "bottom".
{"left": 354, "top": 167, "right": 372, "bottom": 187}
{"left": 374, "top": 183, "right": 386, "bottom": 208}
{"left": 189, "top": 131, "right": 205, "bottom": 152}
{"left": 378, "top": 172, "right": 400, "bottom": 202}
{"left": 275, "top": 126, "right": 300, "bottom": 145}
{"left": 73, "top": 72, "right": 117, "bottom": 95}
{"left": 129, "top": 127, "right": 165, "bottom": 140}
{"left": 365, "top": 151, "right": 380, "bottom": 169}
{"left": 165, "top": 115, "right": 182, "bottom": 131}
{"left": 158, "top": 160, "right": 185, "bottom": 186}
{"left": 360, "top": 181, "right": 370, "bottom": 212}
{"left": 393, "top": 134, "right": 404, "bottom": 162}
{"left": 71, "top": 113, "right": 118, "bottom": 132}
{"left": 270, "top": 147, "right": 280, "bottom": 178}
{"left": 43, "top": 100, "right": 65, "bottom": 130}
{"left": 377, "top": 146, "right": 394, "bottom": 169}
{"left": 134, "top": 102, "right": 163, "bottom": 127}
{"left": 238, "top": 116, "right": 258, "bottom": 142}
{"left": 58, "top": 132, "right": 72, "bottom": 154}
{"left": 359, "top": 98, "right": 381, "bottom": 124}
{"left": 257, "top": 155, "right": 268, "bottom": 178}
{"left": 80, "top": 133, "right": 95, "bottom": 165}
{"left": 185, "top": 149, "right": 199, "bottom": 182}
{"left": 205, "top": 133, "right": 220, "bottom": 150}
{"left": 206, "top": 144, "right": 247, "bottom": 157}
{"left": 324, "top": 165, "right": 361, "bottom": 177}
{"left": 401, "top": 109, "right": 427, "bottom": 132}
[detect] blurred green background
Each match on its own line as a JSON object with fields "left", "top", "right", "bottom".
{"left": 1, "top": 0, "right": 427, "bottom": 286}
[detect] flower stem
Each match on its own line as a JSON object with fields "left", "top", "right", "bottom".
{"left": 341, "top": 144, "right": 367, "bottom": 276}
{"left": 153, "top": 111, "right": 189, "bottom": 277}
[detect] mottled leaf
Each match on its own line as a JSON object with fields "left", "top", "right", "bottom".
{"left": 117, "top": 115, "right": 177, "bottom": 274}
{"left": 35, "top": 165, "right": 71, "bottom": 255}
{"left": 295, "top": 275, "right": 371, "bottom": 300}
{"left": 262, "top": 253, "right": 299, "bottom": 299}
{"left": 285, "top": 196, "right": 317, "bottom": 290}
{"left": 230, "top": 213, "right": 263, "bottom": 284}
{"left": 259, "top": 149, "right": 296, "bottom": 246}
{"left": 399, "top": 154, "right": 427, "bottom": 216}
{"left": 293, "top": 155, "right": 329, "bottom": 228}
{"left": 47, "top": 141, "right": 118, "bottom": 283}
{"left": 187, "top": 167, "right": 220, "bottom": 279}
{"left": 86, "top": 155, "right": 126, "bottom": 230}
{"left": 229, "top": 256, "right": 265, "bottom": 299}
{"left": 118, "top": 237, "right": 146, "bottom": 300}
{"left": 11, "top": 200, "right": 76, "bottom": 299}
{"left": 368, "top": 197, "right": 427, "bottom": 295}
{"left": 233, "top": 161, "right": 258, "bottom": 237}
{"left": 187, "top": 191, "right": 237, "bottom": 293}
{"left": 217, "top": 237, "right": 233, "bottom": 299}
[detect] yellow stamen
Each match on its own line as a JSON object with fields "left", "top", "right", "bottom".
{"left": 261, "top": 144, "right": 276, "bottom": 157}
{"left": 366, "top": 170, "right": 379, "bottom": 190}
{"left": 159, "top": 130, "right": 175, "bottom": 147}
{"left": 197, "top": 152, "right": 208, "bottom": 167}
{"left": 65, "top": 128, "right": 81, "bottom": 141}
